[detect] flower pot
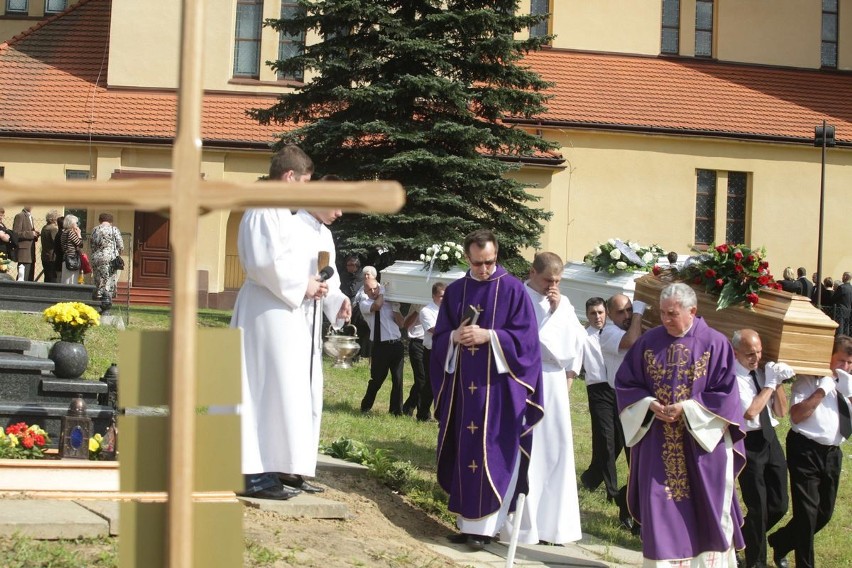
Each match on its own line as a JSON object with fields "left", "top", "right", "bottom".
{"left": 48, "top": 340, "right": 89, "bottom": 379}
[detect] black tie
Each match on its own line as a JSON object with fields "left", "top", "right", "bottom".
{"left": 750, "top": 371, "right": 776, "bottom": 441}
{"left": 374, "top": 309, "right": 382, "bottom": 343}
{"left": 838, "top": 395, "right": 852, "bottom": 440}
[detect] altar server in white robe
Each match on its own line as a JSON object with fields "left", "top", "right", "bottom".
{"left": 231, "top": 145, "right": 344, "bottom": 499}
{"left": 503, "top": 251, "right": 585, "bottom": 545}
{"left": 292, "top": 206, "right": 350, "bottom": 487}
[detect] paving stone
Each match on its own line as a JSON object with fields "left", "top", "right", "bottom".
{"left": 238, "top": 493, "right": 349, "bottom": 519}
{"left": 0, "top": 499, "right": 108, "bottom": 539}
{"left": 75, "top": 500, "right": 120, "bottom": 536}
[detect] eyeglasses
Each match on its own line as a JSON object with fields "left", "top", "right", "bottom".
{"left": 469, "top": 259, "right": 497, "bottom": 267}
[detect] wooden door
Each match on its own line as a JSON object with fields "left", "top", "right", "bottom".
{"left": 133, "top": 211, "right": 171, "bottom": 288}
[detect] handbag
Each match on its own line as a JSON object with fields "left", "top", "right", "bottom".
{"left": 110, "top": 256, "right": 125, "bottom": 271}
{"left": 80, "top": 252, "right": 92, "bottom": 274}
{"left": 64, "top": 251, "right": 81, "bottom": 271}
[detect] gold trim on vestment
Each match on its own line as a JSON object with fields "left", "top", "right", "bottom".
{"left": 645, "top": 344, "right": 711, "bottom": 502}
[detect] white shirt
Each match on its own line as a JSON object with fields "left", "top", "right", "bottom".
{"left": 419, "top": 300, "right": 440, "bottom": 350}
{"left": 734, "top": 361, "right": 780, "bottom": 432}
{"left": 599, "top": 321, "right": 627, "bottom": 388}
{"left": 583, "top": 326, "right": 607, "bottom": 386}
{"left": 359, "top": 284, "right": 402, "bottom": 342}
{"left": 790, "top": 375, "right": 847, "bottom": 446}
{"left": 407, "top": 304, "right": 425, "bottom": 340}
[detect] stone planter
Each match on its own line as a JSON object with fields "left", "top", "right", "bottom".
{"left": 380, "top": 260, "right": 467, "bottom": 304}
{"left": 633, "top": 272, "right": 838, "bottom": 376}
{"left": 559, "top": 261, "right": 648, "bottom": 321}
{"left": 48, "top": 341, "right": 89, "bottom": 379}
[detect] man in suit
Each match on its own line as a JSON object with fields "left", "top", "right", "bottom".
{"left": 831, "top": 272, "right": 852, "bottom": 336}
{"left": 796, "top": 267, "right": 813, "bottom": 299}
{"left": 12, "top": 206, "right": 39, "bottom": 281}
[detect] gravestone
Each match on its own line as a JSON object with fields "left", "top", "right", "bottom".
{"left": 0, "top": 335, "right": 114, "bottom": 446}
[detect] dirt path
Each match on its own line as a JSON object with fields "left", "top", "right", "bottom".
{"left": 243, "top": 468, "right": 460, "bottom": 567}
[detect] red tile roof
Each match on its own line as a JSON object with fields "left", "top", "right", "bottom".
{"left": 1, "top": 2, "right": 850, "bottom": 148}
{"left": 516, "top": 48, "right": 852, "bottom": 145}
{"left": 0, "top": 0, "right": 283, "bottom": 148}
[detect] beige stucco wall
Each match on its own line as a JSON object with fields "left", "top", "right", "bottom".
{"left": 108, "top": 0, "right": 320, "bottom": 93}
{"left": 717, "top": 0, "right": 821, "bottom": 69}
{"left": 514, "top": 129, "right": 852, "bottom": 280}
{"left": 0, "top": 139, "right": 270, "bottom": 293}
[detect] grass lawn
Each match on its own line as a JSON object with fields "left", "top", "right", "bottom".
{"left": 0, "top": 307, "right": 850, "bottom": 566}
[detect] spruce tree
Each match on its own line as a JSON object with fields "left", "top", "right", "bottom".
{"left": 252, "top": 0, "right": 556, "bottom": 274}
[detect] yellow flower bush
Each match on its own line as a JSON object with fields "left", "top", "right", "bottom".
{"left": 43, "top": 302, "right": 100, "bottom": 343}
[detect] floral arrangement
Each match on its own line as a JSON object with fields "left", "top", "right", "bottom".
{"left": 675, "top": 242, "right": 777, "bottom": 310}
{"left": 420, "top": 241, "right": 466, "bottom": 274}
{"left": 584, "top": 239, "right": 666, "bottom": 274}
{"left": 89, "top": 433, "right": 105, "bottom": 460}
{"left": 0, "top": 422, "right": 50, "bottom": 459}
{"left": 0, "top": 251, "right": 9, "bottom": 273}
{"left": 43, "top": 301, "right": 101, "bottom": 343}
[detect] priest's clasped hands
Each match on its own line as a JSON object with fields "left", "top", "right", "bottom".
{"left": 453, "top": 322, "right": 491, "bottom": 347}
{"left": 649, "top": 399, "right": 683, "bottom": 423}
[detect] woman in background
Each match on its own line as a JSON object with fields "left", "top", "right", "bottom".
{"left": 39, "top": 209, "right": 60, "bottom": 283}
{"left": 90, "top": 213, "right": 123, "bottom": 301}
{"left": 59, "top": 215, "right": 82, "bottom": 285}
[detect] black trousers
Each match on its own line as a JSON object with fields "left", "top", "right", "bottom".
{"left": 739, "top": 429, "right": 788, "bottom": 568}
{"left": 769, "top": 430, "right": 842, "bottom": 568}
{"left": 360, "top": 340, "right": 405, "bottom": 414}
{"left": 403, "top": 339, "right": 431, "bottom": 419}
{"left": 581, "top": 382, "right": 625, "bottom": 499}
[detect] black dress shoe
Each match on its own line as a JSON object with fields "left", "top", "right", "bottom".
{"left": 242, "top": 485, "right": 301, "bottom": 500}
{"left": 468, "top": 535, "right": 491, "bottom": 549}
{"left": 279, "top": 474, "right": 325, "bottom": 494}
{"left": 772, "top": 551, "right": 789, "bottom": 568}
{"left": 446, "top": 533, "right": 469, "bottom": 544}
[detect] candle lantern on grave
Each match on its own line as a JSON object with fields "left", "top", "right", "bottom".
{"left": 59, "top": 395, "right": 93, "bottom": 459}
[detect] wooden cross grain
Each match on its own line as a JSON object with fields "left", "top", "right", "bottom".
{"left": 0, "top": 1, "right": 405, "bottom": 565}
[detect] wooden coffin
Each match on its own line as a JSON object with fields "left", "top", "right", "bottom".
{"left": 633, "top": 272, "right": 838, "bottom": 377}
{"left": 380, "top": 261, "right": 467, "bottom": 304}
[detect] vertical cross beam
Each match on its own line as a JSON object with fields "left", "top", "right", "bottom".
{"left": 168, "top": 1, "right": 205, "bottom": 565}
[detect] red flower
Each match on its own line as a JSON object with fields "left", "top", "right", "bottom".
{"left": 758, "top": 275, "right": 770, "bottom": 286}
{"left": 21, "top": 436, "right": 34, "bottom": 449}
{"left": 772, "top": 282, "right": 783, "bottom": 290}
{"left": 705, "top": 269, "right": 717, "bottom": 278}
{"left": 746, "top": 293, "right": 759, "bottom": 305}
{"left": 759, "top": 261, "right": 769, "bottom": 270}
{"left": 716, "top": 244, "right": 729, "bottom": 254}
{"left": 715, "top": 278, "right": 724, "bottom": 288}
{"left": 734, "top": 264, "right": 744, "bottom": 273}
{"left": 746, "top": 254, "right": 755, "bottom": 263}
{"left": 34, "top": 434, "right": 46, "bottom": 447}
{"left": 652, "top": 265, "right": 662, "bottom": 276}
{"left": 694, "top": 276, "right": 703, "bottom": 285}
{"left": 733, "top": 250, "right": 744, "bottom": 261}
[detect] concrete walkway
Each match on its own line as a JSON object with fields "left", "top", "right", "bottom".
{"left": 0, "top": 453, "right": 643, "bottom": 567}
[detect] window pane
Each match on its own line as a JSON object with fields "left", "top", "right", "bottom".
{"left": 662, "top": 28, "right": 679, "bottom": 54}
{"left": 696, "top": 1, "right": 713, "bottom": 29}
{"left": 822, "top": 13, "right": 837, "bottom": 41}
{"left": 65, "top": 170, "right": 90, "bottom": 234}
{"left": 236, "top": 5, "right": 262, "bottom": 37}
{"left": 530, "top": 0, "right": 549, "bottom": 38}
{"left": 234, "top": 42, "right": 260, "bottom": 75}
{"left": 824, "top": 0, "right": 838, "bottom": 12}
{"left": 726, "top": 172, "right": 747, "bottom": 244}
{"left": 821, "top": 42, "right": 837, "bottom": 67}
{"left": 695, "top": 170, "right": 716, "bottom": 245}
{"left": 662, "top": 0, "right": 680, "bottom": 26}
{"left": 7, "top": 0, "right": 28, "bottom": 12}
{"left": 45, "top": 0, "right": 66, "bottom": 13}
{"left": 695, "top": 31, "right": 712, "bottom": 56}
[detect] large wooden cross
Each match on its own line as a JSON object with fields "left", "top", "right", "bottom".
{"left": 0, "top": 2, "right": 404, "bottom": 565}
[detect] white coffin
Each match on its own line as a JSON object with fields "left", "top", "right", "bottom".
{"left": 559, "top": 261, "right": 646, "bottom": 321}
{"left": 380, "top": 260, "right": 467, "bottom": 304}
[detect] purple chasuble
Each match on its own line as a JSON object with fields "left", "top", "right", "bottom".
{"left": 615, "top": 317, "right": 746, "bottom": 561}
{"left": 431, "top": 265, "right": 544, "bottom": 520}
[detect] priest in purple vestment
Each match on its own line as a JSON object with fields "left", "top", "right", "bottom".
{"left": 431, "top": 229, "right": 543, "bottom": 548}
{"left": 615, "top": 282, "right": 746, "bottom": 566}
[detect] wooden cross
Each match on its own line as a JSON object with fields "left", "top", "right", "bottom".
{"left": 0, "top": 1, "right": 404, "bottom": 565}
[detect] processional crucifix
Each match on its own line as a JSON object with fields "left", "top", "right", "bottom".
{"left": 0, "top": 1, "right": 404, "bottom": 565}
